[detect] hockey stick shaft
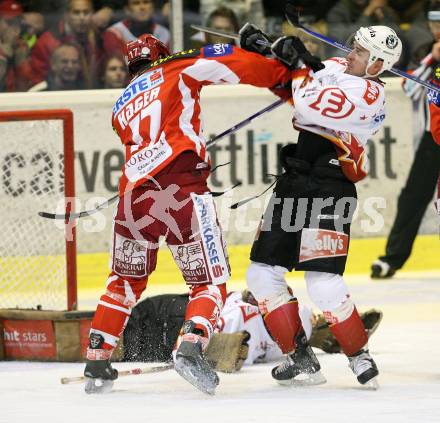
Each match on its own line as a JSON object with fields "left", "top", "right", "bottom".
{"left": 193, "top": 23, "right": 440, "bottom": 94}
{"left": 296, "top": 25, "right": 440, "bottom": 92}
{"left": 60, "top": 363, "right": 174, "bottom": 384}
{"left": 38, "top": 99, "right": 285, "bottom": 220}
{"left": 282, "top": 6, "right": 440, "bottom": 93}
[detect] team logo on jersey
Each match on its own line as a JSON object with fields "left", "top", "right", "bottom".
{"left": 309, "top": 87, "right": 355, "bottom": 119}
{"left": 385, "top": 34, "right": 398, "bottom": 49}
{"left": 204, "top": 43, "right": 233, "bottom": 58}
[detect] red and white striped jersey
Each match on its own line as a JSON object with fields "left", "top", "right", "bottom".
{"left": 111, "top": 44, "right": 291, "bottom": 194}
{"left": 290, "top": 58, "right": 386, "bottom": 182}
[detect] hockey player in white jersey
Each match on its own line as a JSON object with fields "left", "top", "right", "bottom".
{"left": 239, "top": 23, "right": 402, "bottom": 388}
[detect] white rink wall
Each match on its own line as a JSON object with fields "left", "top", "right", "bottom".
{"left": 0, "top": 80, "right": 437, "bottom": 253}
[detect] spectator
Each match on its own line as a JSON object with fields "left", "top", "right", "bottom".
{"left": 101, "top": 54, "right": 127, "bottom": 88}
{"left": 21, "top": 11, "right": 45, "bottom": 49}
{"left": 200, "top": 0, "right": 265, "bottom": 31}
{"left": 29, "top": 0, "right": 104, "bottom": 88}
{"left": 204, "top": 6, "right": 240, "bottom": 45}
{"left": 326, "top": 0, "right": 400, "bottom": 55}
{"left": 103, "top": 0, "right": 170, "bottom": 58}
{"left": 262, "top": 0, "right": 338, "bottom": 22}
{"left": 19, "top": 1, "right": 64, "bottom": 29}
{"left": 389, "top": 0, "right": 426, "bottom": 24}
{"left": 0, "top": 0, "right": 31, "bottom": 91}
{"left": 29, "top": 43, "right": 84, "bottom": 91}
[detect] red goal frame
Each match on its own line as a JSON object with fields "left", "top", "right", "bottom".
{"left": 0, "top": 109, "right": 77, "bottom": 310}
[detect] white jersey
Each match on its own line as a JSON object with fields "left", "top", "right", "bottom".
{"left": 290, "top": 58, "right": 387, "bottom": 182}
{"left": 217, "top": 292, "right": 313, "bottom": 365}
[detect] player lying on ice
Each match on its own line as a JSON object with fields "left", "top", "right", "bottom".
{"left": 122, "top": 290, "right": 383, "bottom": 372}
{"left": 83, "top": 34, "right": 303, "bottom": 395}
{"left": 238, "top": 14, "right": 402, "bottom": 388}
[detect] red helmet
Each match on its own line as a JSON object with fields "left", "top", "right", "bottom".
{"left": 125, "top": 34, "right": 170, "bottom": 74}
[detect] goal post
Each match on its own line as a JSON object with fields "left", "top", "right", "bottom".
{"left": 0, "top": 109, "right": 77, "bottom": 311}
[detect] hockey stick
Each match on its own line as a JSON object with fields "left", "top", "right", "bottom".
{"left": 60, "top": 363, "right": 174, "bottom": 385}
{"left": 192, "top": 21, "right": 440, "bottom": 94}
{"left": 38, "top": 99, "right": 284, "bottom": 221}
{"left": 284, "top": 4, "right": 440, "bottom": 93}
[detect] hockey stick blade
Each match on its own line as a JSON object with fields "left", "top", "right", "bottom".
{"left": 285, "top": 4, "right": 440, "bottom": 93}
{"left": 61, "top": 363, "right": 174, "bottom": 385}
{"left": 38, "top": 194, "right": 119, "bottom": 220}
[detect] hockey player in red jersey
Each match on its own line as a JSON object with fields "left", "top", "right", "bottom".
{"left": 83, "top": 34, "right": 293, "bottom": 395}
{"left": 239, "top": 22, "right": 402, "bottom": 388}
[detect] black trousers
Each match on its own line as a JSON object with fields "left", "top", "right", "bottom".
{"left": 250, "top": 153, "right": 357, "bottom": 275}
{"left": 380, "top": 131, "right": 440, "bottom": 269}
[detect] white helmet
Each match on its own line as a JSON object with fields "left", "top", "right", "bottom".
{"left": 354, "top": 26, "right": 402, "bottom": 75}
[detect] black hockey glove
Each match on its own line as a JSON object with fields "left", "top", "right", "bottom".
{"left": 239, "top": 22, "right": 272, "bottom": 56}
{"left": 271, "top": 36, "right": 324, "bottom": 72}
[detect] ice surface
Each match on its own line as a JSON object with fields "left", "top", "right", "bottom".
{"left": 1, "top": 274, "right": 439, "bottom": 423}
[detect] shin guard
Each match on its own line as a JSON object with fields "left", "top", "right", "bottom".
{"left": 329, "top": 307, "right": 368, "bottom": 356}
{"left": 263, "top": 300, "right": 302, "bottom": 354}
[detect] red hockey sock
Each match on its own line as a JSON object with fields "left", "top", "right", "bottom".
{"left": 88, "top": 273, "right": 147, "bottom": 358}
{"left": 263, "top": 300, "right": 302, "bottom": 354}
{"left": 329, "top": 307, "right": 368, "bottom": 356}
{"left": 90, "top": 293, "right": 131, "bottom": 349}
{"left": 184, "top": 283, "right": 227, "bottom": 338}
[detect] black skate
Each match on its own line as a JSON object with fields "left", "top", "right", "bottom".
{"left": 272, "top": 331, "right": 326, "bottom": 386}
{"left": 84, "top": 333, "right": 118, "bottom": 394}
{"left": 371, "top": 259, "right": 396, "bottom": 279}
{"left": 174, "top": 321, "right": 219, "bottom": 395}
{"left": 348, "top": 349, "right": 379, "bottom": 390}
{"left": 84, "top": 359, "right": 118, "bottom": 394}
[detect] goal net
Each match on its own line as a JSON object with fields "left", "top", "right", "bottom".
{"left": 0, "top": 110, "right": 77, "bottom": 311}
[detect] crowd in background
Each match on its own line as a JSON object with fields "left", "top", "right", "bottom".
{"left": 0, "top": 0, "right": 439, "bottom": 92}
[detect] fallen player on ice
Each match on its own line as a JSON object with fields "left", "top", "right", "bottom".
{"left": 122, "top": 290, "right": 383, "bottom": 373}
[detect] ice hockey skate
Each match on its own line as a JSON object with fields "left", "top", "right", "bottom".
{"left": 84, "top": 359, "right": 118, "bottom": 394}
{"left": 174, "top": 321, "right": 219, "bottom": 395}
{"left": 272, "top": 331, "right": 326, "bottom": 386}
{"left": 348, "top": 349, "right": 379, "bottom": 390}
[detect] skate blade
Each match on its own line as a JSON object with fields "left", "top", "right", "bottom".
{"left": 362, "top": 376, "right": 379, "bottom": 391}
{"left": 84, "top": 377, "right": 114, "bottom": 394}
{"left": 174, "top": 357, "right": 218, "bottom": 395}
{"left": 277, "top": 371, "right": 327, "bottom": 387}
